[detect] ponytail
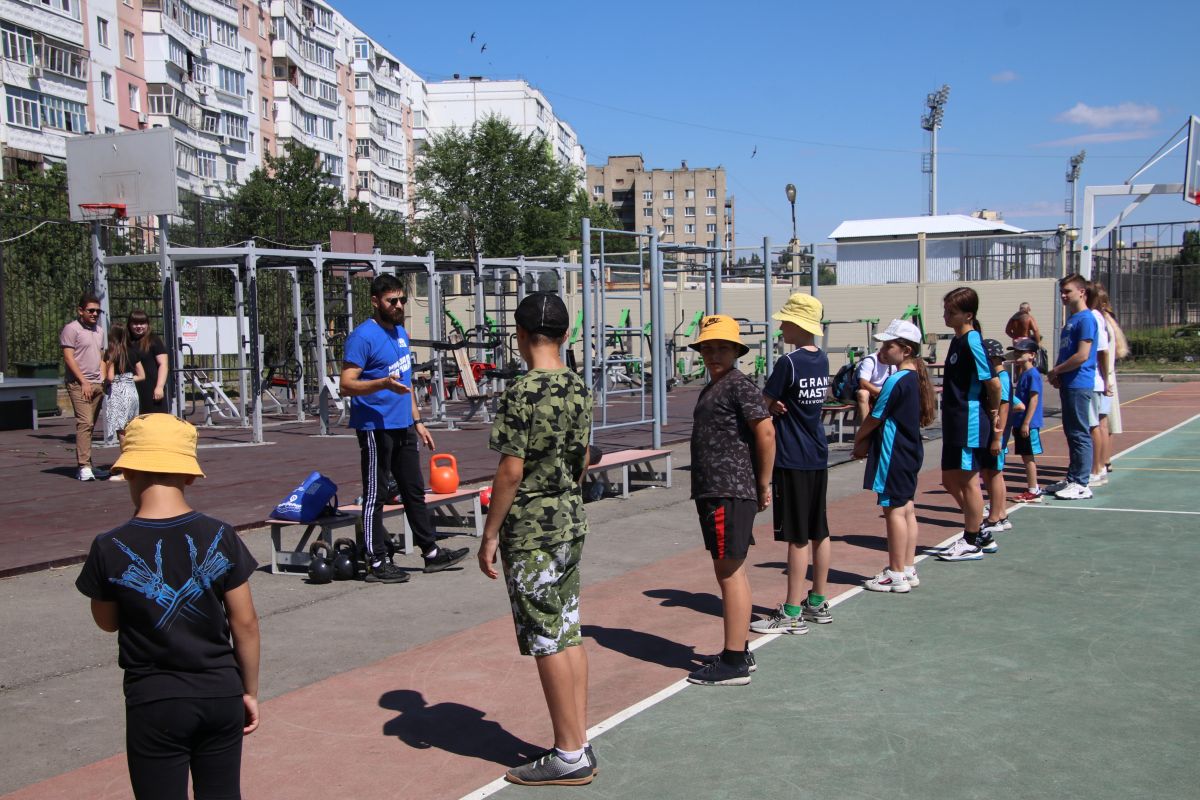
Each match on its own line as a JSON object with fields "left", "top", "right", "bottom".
{"left": 897, "top": 338, "right": 938, "bottom": 427}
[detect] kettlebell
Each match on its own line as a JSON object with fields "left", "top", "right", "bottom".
{"left": 307, "top": 540, "right": 334, "bottom": 584}
{"left": 429, "top": 453, "right": 460, "bottom": 494}
{"left": 479, "top": 485, "right": 493, "bottom": 510}
{"left": 332, "top": 538, "right": 359, "bottom": 581}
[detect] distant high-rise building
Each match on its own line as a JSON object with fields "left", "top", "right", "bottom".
{"left": 586, "top": 155, "right": 735, "bottom": 253}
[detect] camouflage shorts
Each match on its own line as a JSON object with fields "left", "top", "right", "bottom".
{"left": 501, "top": 537, "right": 584, "bottom": 656}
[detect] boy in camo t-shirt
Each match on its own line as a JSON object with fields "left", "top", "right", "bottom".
{"left": 478, "top": 293, "right": 596, "bottom": 787}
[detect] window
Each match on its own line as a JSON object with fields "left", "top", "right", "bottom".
{"left": 96, "top": 18, "right": 109, "bottom": 47}
{"left": 200, "top": 110, "right": 220, "bottom": 133}
{"left": 593, "top": 185, "right": 604, "bottom": 195}
{"left": 101, "top": 72, "right": 112, "bottom": 102}
{"left": 260, "top": 57, "right": 267, "bottom": 77}
{"left": 706, "top": 187, "right": 716, "bottom": 198}
{"left": 642, "top": 208, "right": 653, "bottom": 218}
{"left": 318, "top": 116, "right": 334, "bottom": 140}
{"left": 197, "top": 150, "right": 218, "bottom": 178}
{"left": 193, "top": 62, "right": 210, "bottom": 85}
{"left": 128, "top": 83, "right": 140, "bottom": 112}
{"left": 302, "top": 74, "right": 318, "bottom": 96}
{"left": 642, "top": 190, "right": 653, "bottom": 200}
{"left": 241, "top": 6, "right": 250, "bottom": 27}
{"left": 319, "top": 81, "right": 338, "bottom": 104}
{"left": 1, "top": 23, "right": 35, "bottom": 65}
{"left": 123, "top": 30, "right": 135, "bottom": 59}
{"left": 353, "top": 39, "right": 370, "bottom": 59}
{"left": 261, "top": 97, "right": 269, "bottom": 118}
{"left": 186, "top": 8, "right": 210, "bottom": 42}
{"left": 218, "top": 66, "right": 245, "bottom": 96}
{"left": 662, "top": 189, "right": 673, "bottom": 200}
{"left": 226, "top": 159, "right": 238, "bottom": 182}
{"left": 412, "top": 109, "right": 426, "bottom": 128}
{"left": 664, "top": 224, "right": 674, "bottom": 234}
{"left": 684, "top": 224, "right": 695, "bottom": 234}
{"left": 214, "top": 20, "right": 237, "bottom": 48}
{"left": 34, "top": 0, "right": 81, "bottom": 21}
{"left": 685, "top": 188, "right": 695, "bottom": 199}
{"left": 222, "top": 111, "right": 247, "bottom": 139}
{"left": 684, "top": 206, "right": 695, "bottom": 217}
{"left": 5, "top": 86, "right": 39, "bottom": 128}
{"left": 167, "top": 37, "right": 188, "bottom": 69}
{"left": 662, "top": 207, "right": 674, "bottom": 217}
{"left": 322, "top": 153, "right": 342, "bottom": 176}
{"left": 706, "top": 223, "right": 717, "bottom": 233}
{"left": 247, "top": 132, "right": 254, "bottom": 152}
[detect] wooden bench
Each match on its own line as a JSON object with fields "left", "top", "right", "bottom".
{"left": 267, "top": 486, "right": 484, "bottom": 576}
{"left": 585, "top": 449, "right": 672, "bottom": 499}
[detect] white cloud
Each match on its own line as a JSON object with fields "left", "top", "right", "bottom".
{"left": 1033, "top": 130, "right": 1158, "bottom": 148}
{"left": 990, "top": 70, "right": 1018, "bottom": 83}
{"left": 1055, "top": 102, "right": 1159, "bottom": 129}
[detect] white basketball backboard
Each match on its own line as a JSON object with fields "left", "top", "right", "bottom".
{"left": 1186, "top": 115, "right": 1200, "bottom": 206}
{"left": 66, "top": 128, "right": 180, "bottom": 220}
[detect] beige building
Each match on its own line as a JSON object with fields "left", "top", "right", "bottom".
{"left": 587, "top": 155, "right": 735, "bottom": 253}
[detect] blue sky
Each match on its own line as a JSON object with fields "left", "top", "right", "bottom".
{"left": 339, "top": 0, "right": 1197, "bottom": 245}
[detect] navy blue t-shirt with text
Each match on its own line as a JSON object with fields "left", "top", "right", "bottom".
{"left": 763, "top": 347, "right": 829, "bottom": 471}
{"left": 941, "top": 330, "right": 993, "bottom": 448}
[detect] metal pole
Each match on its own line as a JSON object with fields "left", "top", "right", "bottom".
{"left": 810, "top": 242, "right": 818, "bottom": 297}
{"left": 232, "top": 265, "right": 247, "bottom": 426}
{"left": 713, "top": 248, "right": 722, "bottom": 314}
{"left": 290, "top": 267, "right": 304, "bottom": 422}
{"left": 930, "top": 126, "right": 938, "bottom": 216}
{"left": 313, "top": 255, "right": 330, "bottom": 435}
{"left": 762, "top": 236, "right": 774, "bottom": 378}
{"left": 581, "top": 218, "right": 593, "bottom": 408}
{"left": 159, "top": 215, "right": 182, "bottom": 416}
{"left": 426, "top": 253, "right": 446, "bottom": 425}
{"left": 1080, "top": 187, "right": 1095, "bottom": 279}
{"left": 649, "top": 232, "right": 663, "bottom": 449}
{"left": 247, "top": 248, "right": 262, "bottom": 444}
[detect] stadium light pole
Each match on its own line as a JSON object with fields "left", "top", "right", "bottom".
{"left": 1066, "top": 149, "right": 1086, "bottom": 239}
{"left": 921, "top": 84, "right": 950, "bottom": 216}
{"left": 785, "top": 183, "right": 801, "bottom": 287}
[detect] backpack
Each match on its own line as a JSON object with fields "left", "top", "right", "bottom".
{"left": 272, "top": 471, "right": 339, "bottom": 522}
{"left": 831, "top": 361, "right": 858, "bottom": 403}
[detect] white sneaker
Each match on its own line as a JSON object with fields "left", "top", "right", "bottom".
{"left": 937, "top": 537, "right": 985, "bottom": 561}
{"left": 77, "top": 466, "right": 95, "bottom": 481}
{"left": 1089, "top": 472, "right": 1107, "bottom": 486}
{"left": 904, "top": 567, "right": 920, "bottom": 588}
{"left": 981, "top": 518, "right": 1009, "bottom": 536}
{"left": 1054, "top": 482, "right": 1094, "bottom": 500}
{"left": 865, "top": 569, "right": 911, "bottom": 593}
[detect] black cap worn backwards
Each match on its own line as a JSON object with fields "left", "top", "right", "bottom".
{"left": 514, "top": 292, "right": 569, "bottom": 337}
{"left": 982, "top": 338, "right": 1005, "bottom": 359}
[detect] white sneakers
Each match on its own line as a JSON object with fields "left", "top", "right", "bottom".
{"left": 77, "top": 466, "right": 95, "bottom": 481}
{"left": 865, "top": 569, "right": 911, "bottom": 593}
{"left": 1054, "top": 482, "right": 1093, "bottom": 500}
{"left": 1089, "top": 472, "right": 1107, "bottom": 486}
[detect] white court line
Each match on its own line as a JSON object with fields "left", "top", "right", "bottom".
{"left": 1023, "top": 505, "right": 1200, "bottom": 516}
{"left": 457, "top": 411, "right": 1200, "bottom": 800}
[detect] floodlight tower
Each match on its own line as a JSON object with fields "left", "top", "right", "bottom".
{"left": 920, "top": 84, "right": 950, "bottom": 216}
{"left": 1065, "top": 149, "right": 1086, "bottom": 230}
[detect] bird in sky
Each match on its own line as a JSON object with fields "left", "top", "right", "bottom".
{"left": 480, "top": 42, "right": 488, "bottom": 53}
{"left": 751, "top": 145, "right": 757, "bottom": 158}
{"left": 469, "top": 31, "right": 476, "bottom": 43}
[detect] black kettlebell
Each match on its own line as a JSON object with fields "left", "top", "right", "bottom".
{"left": 307, "top": 540, "right": 334, "bottom": 584}
{"left": 332, "top": 538, "right": 359, "bottom": 581}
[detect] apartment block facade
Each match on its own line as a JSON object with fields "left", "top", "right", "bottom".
{"left": 587, "top": 155, "right": 735, "bottom": 252}
{"left": 0, "top": 0, "right": 577, "bottom": 221}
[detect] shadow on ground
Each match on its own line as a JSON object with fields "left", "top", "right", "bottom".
{"left": 379, "top": 689, "right": 541, "bottom": 767}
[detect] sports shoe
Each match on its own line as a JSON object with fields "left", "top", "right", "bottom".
{"left": 422, "top": 546, "right": 469, "bottom": 573}
{"left": 1054, "top": 482, "right": 1093, "bottom": 500}
{"left": 1089, "top": 472, "right": 1107, "bottom": 486}
{"left": 904, "top": 566, "right": 920, "bottom": 588}
{"left": 980, "top": 536, "right": 999, "bottom": 554}
{"left": 750, "top": 605, "right": 808, "bottom": 635}
{"left": 801, "top": 598, "right": 833, "bottom": 624}
{"left": 505, "top": 750, "right": 595, "bottom": 786}
{"left": 982, "top": 502, "right": 990, "bottom": 518}
{"left": 364, "top": 561, "right": 410, "bottom": 584}
{"left": 77, "top": 466, "right": 96, "bottom": 481}
{"left": 864, "top": 569, "right": 910, "bottom": 593}
{"left": 1014, "top": 490, "right": 1042, "bottom": 503}
{"left": 981, "top": 518, "right": 1009, "bottom": 536}
{"left": 937, "top": 537, "right": 985, "bottom": 562}
{"left": 1044, "top": 479, "right": 1070, "bottom": 494}
{"left": 702, "top": 650, "right": 757, "bottom": 673}
{"left": 687, "top": 657, "right": 751, "bottom": 686}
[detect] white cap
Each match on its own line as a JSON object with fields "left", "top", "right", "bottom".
{"left": 874, "top": 319, "right": 923, "bottom": 343}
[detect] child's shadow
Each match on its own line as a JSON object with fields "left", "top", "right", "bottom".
{"left": 643, "top": 588, "right": 773, "bottom": 618}
{"left": 582, "top": 624, "right": 700, "bottom": 670}
{"left": 379, "top": 689, "right": 541, "bottom": 767}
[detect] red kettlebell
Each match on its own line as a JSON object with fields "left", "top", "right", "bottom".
{"left": 429, "top": 453, "right": 460, "bottom": 494}
{"left": 479, "top": 485, "right": 493, "bottom": 509}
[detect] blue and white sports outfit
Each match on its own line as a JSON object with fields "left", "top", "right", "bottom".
{"left": 978, "top": 369, "right": 1010, "bottom": 472}
{"left": 863, "top": 369, "right": 924, "bottom": 507}
{"left": 941, "top": 330, "right": 994, "bottom": 471}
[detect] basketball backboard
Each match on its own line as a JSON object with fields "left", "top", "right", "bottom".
{"left": 66, "top": 128, "right": 180, "bottom": 221}
{"left": 1185, "top": 115, "right": 1200, "bottom": 206}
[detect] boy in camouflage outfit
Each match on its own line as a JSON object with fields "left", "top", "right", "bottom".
{"left": 478, "top": 293, "right": 596, "bottom": 787}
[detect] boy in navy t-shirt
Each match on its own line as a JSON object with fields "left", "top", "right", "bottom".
{"left": 1047, "top": 274, "right": 1098, "bottom": 500}
{"left": 980, "top": 340, "right": 1012, "bottom": 535}
{"left": 751, "top": 293, "right": 833, "bottom": 634}
{"left": 76, "top": 414, "right": 260, "bottom": 800}
{"left": 1006, "top": 338, "right": 1045, "bottom": 502}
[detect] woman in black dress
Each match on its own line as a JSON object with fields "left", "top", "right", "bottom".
{"left": 127, "top": 309, "right": 170, "bottom": 414}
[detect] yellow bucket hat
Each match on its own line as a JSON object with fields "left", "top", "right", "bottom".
{"left": 689, "top": 314, "right": 750, "bottom": 356}
{"left": 113, "top": 414, "right": 205, "bottom": 477}
{"left": 772, "top": 293, "right": 824, "bottom": 336}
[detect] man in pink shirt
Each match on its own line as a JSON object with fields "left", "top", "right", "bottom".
{"left": 60, "top": 293, "right": 107, "bottom": 481}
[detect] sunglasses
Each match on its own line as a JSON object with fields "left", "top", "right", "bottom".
{"left": 83, "top": 308, "right": 102, "bottom": 315}
{"left": 385, "top": 296, "right": 408, "bottom": 306}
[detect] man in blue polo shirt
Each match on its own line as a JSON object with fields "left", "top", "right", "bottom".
{"left": 1047, "top": 273, "right": 1097, "bottom": 500}
{"left": 340, "top": 274, "right": 469, "bottom": 583}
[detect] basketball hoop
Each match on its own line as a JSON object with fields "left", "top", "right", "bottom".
{"left": 77, "top": 202, "right": 127, "bottom": 222}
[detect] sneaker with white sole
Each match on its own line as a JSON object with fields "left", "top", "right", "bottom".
{"left": 864, "top": 569, "right": 910, "bottom": 593}
{"left": 800, "top": 598, "right": 833, "bottom": 624}
{"left": 980, "top": 536, "right": 999, "bottom": 553}
{"left": 937, "top": 537, "right": 985, "bottom": 561}
{"left": 750, "top": 605, "right": 808, "bottom": 635}
{"left": 1089, "top": 472, "right": 1107, "bottom": 486}
{"left": 702, "top": 650, "right": 757, "bottom": 673}
{"left": 1054, "top": 482, "right": 1093, "bottom": 500}
{"left": 981, "top": 518, "right": 1009, "bottom": 536}
{"left": 1044, "top": 479, "right": 1070, "bottom": 494}
{"left": 904, "top": 567, "right": 920, "bottom": 588}
{"left": 1014, "top": 490, "right": 1042, "bottom": 503}
{"left": 505, "top": 750, "right": 595, "bottom": 786}
{"left": 77, "top": 466, "right": 95, "bottom": 481}
{"left": 687, "top": 657, "right": 751, "bottom": 686}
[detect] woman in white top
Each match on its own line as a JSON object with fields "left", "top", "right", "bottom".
{"left": 1089, "top": 284, "right": 1128, "bottom": 478}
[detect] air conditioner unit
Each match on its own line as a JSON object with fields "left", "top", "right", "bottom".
{"left": 28, "top": 65, "right": 43, "bottom": 79}
{"left": 197, "top": 85, "right": 209, "bottom": 96}
{"left": 218, "top": 134, "right": 229, "bottom": 145}
{"left": 138, "top": 113, "right": 148, "bottom": 124}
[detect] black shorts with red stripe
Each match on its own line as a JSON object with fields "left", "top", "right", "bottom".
{"left": 695, "top": 497, "right": 757, "bottom": 561}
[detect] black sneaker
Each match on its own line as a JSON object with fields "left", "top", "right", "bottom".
{"left": 687, "top": 657, "right": 751, "bottom": 686}
{"left": 364, "top": 561, "right": 410, "bottom": 584}
{"left": 504, "top": 750, "right": 595, "bottom": 786}
{"left": 423, "top": 546, "right": 469, "bottom": 573}
{"left": 702, "top": 650, "right": 757, "bottom": 673}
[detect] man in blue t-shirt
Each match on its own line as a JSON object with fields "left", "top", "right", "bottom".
{"left": 340, "top": 274, "right": 469, "bottom": 583}
{"left": 1047, "top": 273, "right": 1097, "bottom": 500}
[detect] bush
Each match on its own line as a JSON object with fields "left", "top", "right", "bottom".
{"left": 1126, "top": 328, "right": 1200, "bottom": 361}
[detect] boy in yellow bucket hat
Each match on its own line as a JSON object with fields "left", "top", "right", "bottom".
{"left": 686, "top": 315, "right": 775, "bottom": 686}
{"left": 75, "top": 413, "right": 261, "bottom": 798}
{"left": 751, "top": 293, "right": 836, "bottom": 634}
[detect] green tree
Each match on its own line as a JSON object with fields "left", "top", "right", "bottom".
{"left": 413, "top": 115, "right": 583, "bottom": 258}
{"left": 1180, "top": 229, "right": 1200, "bottom": 265}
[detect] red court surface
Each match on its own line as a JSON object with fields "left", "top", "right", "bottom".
{"left": 4, "top": 384, "right": 1197, "bottom": 799}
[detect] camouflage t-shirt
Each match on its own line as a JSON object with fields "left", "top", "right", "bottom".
{"left": 489, "top": 368, "right": 592, "bottom": 551}
{"left": 690, "top": 369, "right": 769, "bottom": 501}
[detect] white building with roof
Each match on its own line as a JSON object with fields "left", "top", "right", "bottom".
{"left": 828, "top": 214, "right": 1035, "bottom": 285}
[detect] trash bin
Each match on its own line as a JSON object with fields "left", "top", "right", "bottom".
{"left": 13, "top": 361, "right": 61, "bottom": 416}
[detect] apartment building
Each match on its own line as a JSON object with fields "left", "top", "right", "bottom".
{"left": 1, "top": 0, "right": 581, "bottom": 219}
{"left": 587, "top": 155, "right": 736, "bottom": 252}
{"left": 423, "top": 76, "right": 585, "bottom": 174}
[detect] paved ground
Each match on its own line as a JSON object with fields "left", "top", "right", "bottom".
{"left": 1, "top": 380, "right": 1193, "bottom": 799}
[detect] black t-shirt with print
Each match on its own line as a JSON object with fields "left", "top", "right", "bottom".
{"left": 76, "top": 512, "right": 257, "bottom": 706}
{"left": 690, "top": 369, "right": 769, "bottom": 501}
